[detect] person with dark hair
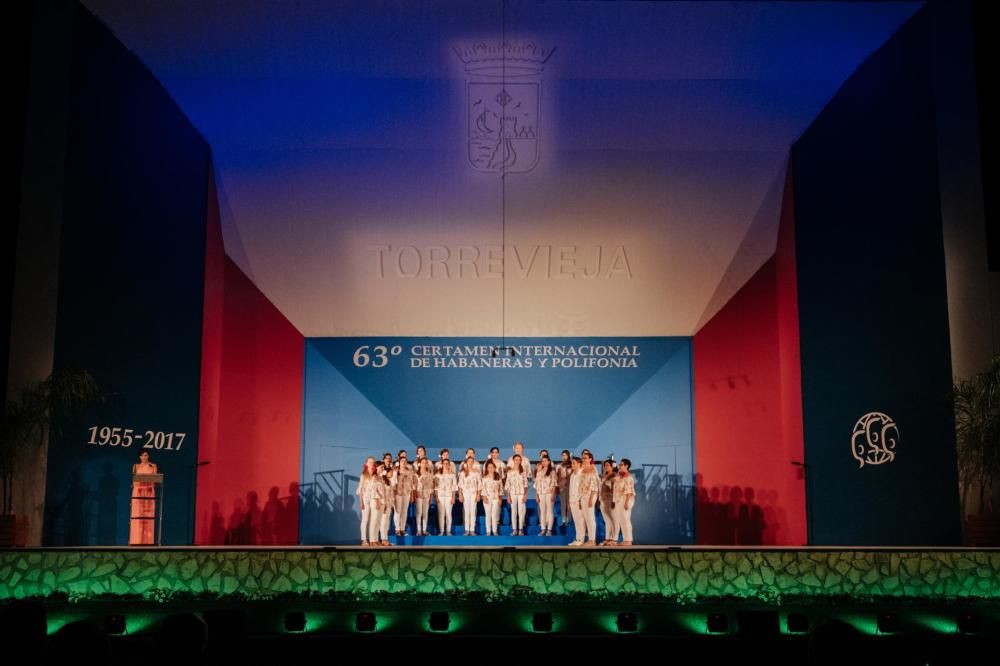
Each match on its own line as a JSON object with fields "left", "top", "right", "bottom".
{"left": 486, "top": 446, "right": 506, "bottom": 480}
{"left": 578, "top": 451, "right": 600, "bottom": 546}
{"left": 129, "top": 450, "right": 157, "bottom": 545}
{"left": 557, "top": 450, "right": 573, "bottom": 531}
{"left": 458, "top": 456, "right": 481, "bottom": 536}
{"left": 480, "top": 460, "right": 503, "bottom": 536}
{"left": 599, "top": 459, "right": 617, "bottom": 546}
{"left": 567, "top": 456, "right": 584, "bottom": 546}
{"left": 392, "top": 453, "right": 415, "bottom": 536}
{"left": 373, "top": 461, "right": 392, "bottom": 546}
{"left": 505, "top": 454, "right": 529, "bottom": 535}
{"left": 534, "top": 455, "right": 557, "bottom": 536}
{"left": 610, "top": 458, "right": 636, "bottom": 546}
{"left": 435, "top": 459, "right": 457, "bottom": 536}
{"left": 414, "top": 458, "right": 435, "bottom": 536}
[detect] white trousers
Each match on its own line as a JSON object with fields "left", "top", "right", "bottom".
{"left": 600, "top": 501, "right": 615, "bottom": 542}
{"left": 509, "top": 496, "right": 526, "bottom": 531}
{"left": 393, "top": 496, "right": 410, "bottom": 533}
{"left": 369, "top": 508, "right": 384, "bottom": 543}
{"left": 416, "top": 497, "right": 431, "bottom": 533}
{"left": 462, "top": 498, "right": 478, "bottom": 534}
{"left": 483, "top": 498, "right": 500, "bottom": 534}
{"left": 570, "top": 499, "right": 584, "bottom": 541}
{"left": 360, "top": 504, "right": 375, "bottom": 542}
{"left": 580, "top": 501, "right": 597, "bottom": 542}
{"left": 611, "top": 503, "right": 633, "bottom": 543}
{"left": 538, "top": 493, "right": 555, "bottom": 531}
{"left": 437, "top": 498, "right": 453, "bottom": 535}
{"left": 380, "top": 504, "right": 392, "bottom": 539}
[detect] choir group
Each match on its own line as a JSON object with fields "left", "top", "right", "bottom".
{"left": 356, "top": 441, "right": 637, "bottom": 547}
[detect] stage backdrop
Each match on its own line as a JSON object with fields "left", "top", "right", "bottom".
{"left": 42, "top": 5, "right": 210, "bottom": 546}
{"left": 300, "top": 337, "right": 694, "bottom": 545}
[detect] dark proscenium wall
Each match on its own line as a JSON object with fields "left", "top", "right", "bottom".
{"left": 43, "top": 5, "right": 210, "bottom": 545}
{"left": 793, "top": 8, "right": 960, "bottom": 545}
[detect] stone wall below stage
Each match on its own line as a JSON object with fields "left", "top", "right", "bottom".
{"left": 1, "top": 549, "right": 997, "bottom": 601}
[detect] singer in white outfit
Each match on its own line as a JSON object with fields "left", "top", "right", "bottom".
{"left": 414, "top": 459, "right": 435, "bottom": 536}
{"left": 357, "top": 457, "right": 379, "bottom": 546}
{"left": 578, "top": 451, "right": 600, "bottom": 546}
{"left": 610, "top": 458, "right": 636, "bottom": 546}
{"left": 374, "top": 462, "right": 392, "bottom": 546}
{"left": 567, "top": 457, "right": 584, "bottom": 545}
{"left": 458, "top": 458, "right": 481, "bottom": 536}
{"left": 435, "top": 460, "right": 457, "bottom": 536}
{"left": 505, "top": 454, "right": 529, "bottom": 535}
{"left": 393, "top": 453, "right": 416, "bottom": 536}
{"left": 533, "top": 455, "right": 557, "bottom": 536}
{"left": 480, "top": 460, "right": 503, "bottom": 536}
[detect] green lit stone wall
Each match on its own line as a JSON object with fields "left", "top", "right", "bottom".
{"left": 1, "top": 549, "right": 997, "bottom": 600}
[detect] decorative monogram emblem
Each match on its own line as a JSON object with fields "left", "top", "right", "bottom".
{"left": 851, "top": 412, "right": 899, "bottom": 468}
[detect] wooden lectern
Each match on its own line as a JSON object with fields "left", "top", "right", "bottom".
{"left": 131, "top": 473, "right": 165, "bottom": 546}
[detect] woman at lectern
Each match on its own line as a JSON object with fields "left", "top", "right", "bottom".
{"left": 128, "top": 451, "right": 157, "bottom": 545}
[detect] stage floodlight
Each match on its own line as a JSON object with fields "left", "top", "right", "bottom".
{"left": 355, "top": 612, "right": 376, "bottom": 632}
{"left": 707, "top": 612, "right": 729, "bottom": 633}
{"left": 616, "top": 612, "right": 638, "bottom": 633}
{"left": 532, "top": 612, "right": 552, "bottom": 633}
{"left": 877, "top": 612, "right": 899, "bottom": 634}
{"left": 786, "top": 613, "right": 809, "bottom": 634}
{"left": 429, "top": 611, "right": 450, "bottom": 632}
{"left": 284, "top": 611, "right": 306, "bottom": 632}
{"left": 105, "top": 614, "right": 126, "bottom": 635}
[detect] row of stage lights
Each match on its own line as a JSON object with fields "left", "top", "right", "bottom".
{"left": 45, "top": 608, "right": 984, "bottom": 639}
{"left": 96, "top": 608, "right": 978, "bottom": 636}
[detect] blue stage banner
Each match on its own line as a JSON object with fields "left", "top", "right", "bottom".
{"left": 300, "top": 337, "right": 694, "bottom": 545}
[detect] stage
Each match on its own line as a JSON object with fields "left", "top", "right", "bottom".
{"left": 3, "top": 546, "right": 997, "bottom": 601}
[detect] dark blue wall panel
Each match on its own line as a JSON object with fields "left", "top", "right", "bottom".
{"left": 793, "top": 8, "right": 960, "bottom": 545}
{"left": 43, "top": 5, "right": 209, "bottom": 545}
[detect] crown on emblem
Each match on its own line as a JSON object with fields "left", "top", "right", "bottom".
{"left": 453, "top": 41, "right": 556, "bottom": 77}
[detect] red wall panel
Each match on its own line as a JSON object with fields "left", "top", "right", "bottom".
{"left": 693, "top": 163, "right": 806, "bottom": 545}
{"left": 195, "top": 172, "right": 304, "bottom": 544}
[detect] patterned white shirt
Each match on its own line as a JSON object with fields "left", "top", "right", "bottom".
{"left": 458, "top": 472, "right": 480, "bottom": 500}
{"left": 479, "top": 476, "right": 503, "bottom": 502}
{"left": 416, "top": 472, "right": 436, "bottom": 499}
{"left": 568, "top": 470, "right": 582, "bottom": 501}
{"left": 394, "top": 468, "right": 416, "bottom": 497}
{"left": 435, "top": 472, "right": 457, "bottom": 499}
{"left": 612, "top": 474, "right": 636, "bottom": 506}
{"left": 578, "top": 469, "right": 600, "bottom": 505}
{"left": 505, "top": 469, "right": 528, "bottom": 498}
{"left": 534, "top": 470, "right": 556, "bottom": 496}
{"left": 357, "top": 475, "right": 380, "bottom": 505}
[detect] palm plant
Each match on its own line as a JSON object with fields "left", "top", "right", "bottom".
{"left": 0, "top": 366, "right": 100, "bottom": 515}
{"left": 954, "top": 356, "right": 1000, "bottom": 517}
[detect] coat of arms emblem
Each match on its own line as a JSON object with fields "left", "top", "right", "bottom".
{"left": 453, "top": 41, "right": 555, "bottom": 174}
